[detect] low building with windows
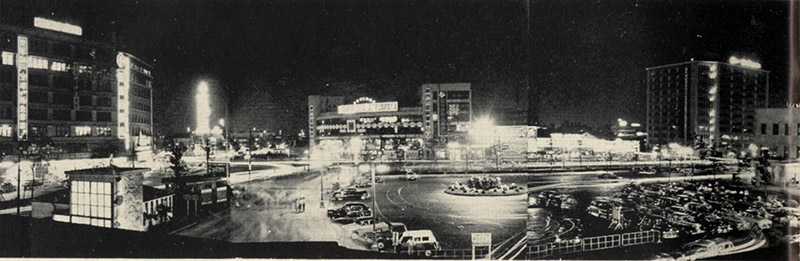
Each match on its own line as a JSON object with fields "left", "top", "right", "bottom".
{"left": 32, "top": 166, "right": 175, "bottom": 232}
{"left": 755, "top": 108, "right": 800, "bottom": 160}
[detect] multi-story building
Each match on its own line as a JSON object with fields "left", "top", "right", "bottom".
{"left": 755, "top": 108, "right": 800, "bottom": 160}
{"left": 307, "top": 83, "right": 472, "bottom": 161}
{"left": 421, "top": 83, "right": 472, "bottom": 159}
{"left": 646, "top": 59, "right": 769, "bottom": 150}
{"left": 0, "top": 17, "right": 153, "bottom": 158}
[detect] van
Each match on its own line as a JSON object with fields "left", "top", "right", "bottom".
{"left": 396, "top": 230, "right": 441, "bottom": 255}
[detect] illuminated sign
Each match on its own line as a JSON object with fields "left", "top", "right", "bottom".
{"left": 308, "top": 105, "right": 315, "bottom": 140}
{"left": 16, "top": 36, "right": 28, "bottom": 141}
{"left": 116, "top": 52, "right": 131, "bottom": 149}
{"left": 728, "top": 56, "right": 761, "bottom": 69}
{"left": 353, "top": 97, "right": 376, "bottom": 104}
{"left": 337, "top": 101, "right": 398, "bottom": 114}
{"left": 33, "top": 17, "right": 83, "bottom": 36}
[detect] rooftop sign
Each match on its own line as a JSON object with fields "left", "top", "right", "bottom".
{"left": 338, "top": 101, "right": 398, "bottom": 114}
{"left": 34, "top": 17, "right": 82, "bottom": 36}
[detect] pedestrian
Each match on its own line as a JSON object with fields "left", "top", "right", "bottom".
{"left": 294, "top": 197, "right": 299, "bottom": 213}
{"left": 300, "top": 197, "right": 306, "bottom": 212}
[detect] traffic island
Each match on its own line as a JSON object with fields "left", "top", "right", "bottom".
{"left": 443, "top": 175, "right": 525, "bottom": 196}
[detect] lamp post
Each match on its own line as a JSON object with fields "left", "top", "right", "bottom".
{"left": 371, "top": 162, "right": 377, "bottom": 246}
{"left": 320, "top": 165, "right": 325, "bottom": 208}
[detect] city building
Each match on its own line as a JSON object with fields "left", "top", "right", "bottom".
{"left": 754, "top": 107, "right": 800, "bottom": 160}
{"left": 307, "top": 83, "right": 472, "bottom": 162}
{"left": 115, "top": 52, "right": 155, "bottom": 159}
{"left": 0, "top": 17, "right": 154, "bottom": 158}
{"left": 36, "top": 167, "right": 154, "bottom": 231}
{"left": 612, "top": 119, "right": 646, "bottom": 141}
{"left": 421, "top": 83, "right": 472, "bottom": 159}
{"left": 646, "top": 58, "right": 769, "bottom": 150}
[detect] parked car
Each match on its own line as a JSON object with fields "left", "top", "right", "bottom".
{"left": 23, "top": 180, "right": 44, "bottom": 190}
{"left": 0, "top": 182, "right": 16, "bottom": 193}
{"left": 332, "top": 187, "right": 370, "bottom": 201}
{"left": 349, "top": 221, "right": 408, "bottom": 250}
{"left": 328, "top": 202, "right": 372, "bottom": 223}
{"left": 395, "top": 230, "right": 441, "bottom": 255}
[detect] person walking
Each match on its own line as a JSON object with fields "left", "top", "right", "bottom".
{"left": 300, "top": 197, "right": 306, "bottom": 212}
{"left": 294, "top": 197, "right": 299, "bottom": 213}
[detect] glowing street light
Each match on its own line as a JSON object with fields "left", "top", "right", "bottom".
{"left": 196, "top": 81, "right": 211, "bottom": 135}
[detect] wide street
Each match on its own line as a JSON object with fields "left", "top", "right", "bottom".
{"left": 177, "top": 164, "right": 529, "bottom": 256}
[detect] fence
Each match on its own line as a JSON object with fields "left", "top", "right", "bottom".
{"left": 527, "top": 230, "right": 660, "bottom": 259}
{"left": 405, "top": 248, "right": 490, "bottom": 260}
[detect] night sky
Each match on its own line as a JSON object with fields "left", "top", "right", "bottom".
{"left": 1, "top": 0, "right": 793, "bottom": 135}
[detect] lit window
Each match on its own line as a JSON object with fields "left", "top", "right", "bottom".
{"left": 50, "top": 61, "right": 68, "bottom": 72}
{"left": 0, "top": 125, "right": 12, "bottom": 137}
{"left": 2, "top": 51, "right": 14, "bottom": 65}
{"left": 29, "top": 56, "right": 49, "bottom": 70}
{"left": 74, "top": 126, "right": 92, "bottom": 136}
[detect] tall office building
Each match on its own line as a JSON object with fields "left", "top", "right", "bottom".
{"left": 646, "top": 59, "right": 769, "bottom": 149}
{"left": 0, "top": 17, "right": 153, "bottom": 157}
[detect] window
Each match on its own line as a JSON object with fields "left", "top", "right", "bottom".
{"left": 773, "top": 123, "right": 780, "bottom": 135}
{"left": 74, "top": 125, "right": 92, "bottom": 136}
{"left": 2, "top": 51, "right": 14, "bottom": 66}
{"left": 0, "top": 124, "right": 12, "bottom": 137}
{"left": 761, "top": 124, "right": 767, "bottom": 135}
{"left": 55, "top": 125, "right": 69, "bottom": 137}
{"left": 50, "top": 61, "right": 68, "bottom": 72}
{"left": 30, "top": 108, "right": 47, "bottom": 120}
{"left": 29, "top": 56, "right": 49, "bottom": 70}
{"left": 786, "top": 124, "right": 790, "bottom": 136}
{"left": 76, "top": 111, "right": 92, "bottom": 121}
{"left": 96, "top": 126, "right": 111, "bottom": 136}
{"left": 96, "top": 97, "right": 112, "bottom": 107}
{"left": 79, "top": 95, "right": 92, "bottom": 106}
{"left": 29, "top": 73, "right": 48, "bottom": 86}
{"left": 70, "top": 181, "right": 112, "bottom": 226}
{"left": 96, "top": 112, "right": 112, "bottom": 122}
{"left": 53, "top": 110, "right": 71, "bottom": 121}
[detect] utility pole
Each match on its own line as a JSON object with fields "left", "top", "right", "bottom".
{"left": 248, "top": 128, "right": 253, "bottom": 184}
{"left": 17, "top": 150, "right": 21, "bottom": 216}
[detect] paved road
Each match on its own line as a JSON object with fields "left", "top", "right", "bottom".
{"left": 327, "top": 171, "right": 528, "bottom": 251}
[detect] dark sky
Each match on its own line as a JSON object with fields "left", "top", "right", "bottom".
{"left": 1, "top": 0, "right": 793, "bottom": 134}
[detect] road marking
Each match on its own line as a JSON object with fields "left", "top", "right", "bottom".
{"left": 384, "top": 188, "right": 404, "bottom": 211}
{"left": 397, "top": 186, "right": 414, "bottom": 207}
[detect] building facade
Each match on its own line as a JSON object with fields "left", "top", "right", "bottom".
{"left": 755, "top": 108, "right": 800, "bottom": 160}
{"left": 49, "top": 167, "right": 150, "bottom": 231}
{"left": 0, "top": 18, "right": 153, "bottom": 158}
{"left": 421, "top": 83, "right": 472, "bottom": 159}
{"left": 646, "top": 60, "right": 769, "bottom": 150}
{"left": 308, "top": 83, "right": 472, "bottom": 162}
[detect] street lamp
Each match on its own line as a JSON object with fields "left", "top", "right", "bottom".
{"left": 358, "top": 163, "right": 389, "bottom": 250}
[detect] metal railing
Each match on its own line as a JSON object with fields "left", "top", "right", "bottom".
{"left": 527, "top": 230, "right": 661, "bottom": 259}
{"left": 404, "top": 248, "right": 490, "bottom": 260}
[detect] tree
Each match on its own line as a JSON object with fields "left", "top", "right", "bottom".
{"left": 169, "top": 144, "right": 189, "bottom": 179}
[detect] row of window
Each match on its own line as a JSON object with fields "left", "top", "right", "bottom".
{"left": 760, "top": 123, "right": 800, "bottom": 136}
{"left": 70, "top": 180, "right": 112, "bottom": 219}
{"left": 28, "top": 125, "right": 113, "bottom": 137}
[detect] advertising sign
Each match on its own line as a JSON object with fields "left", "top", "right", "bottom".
{"left": 337, "top": 101, "right": 397, "bottom": 114}
{"left": 308, "top": 105, "right": 315, "bottom": 140}
{"left": 16, "top": 36, "right": 28, "bottom": 141}
{"left": 208, "top": 162, "right": 230, "bottom": 179}
{"left": 471, "top": 233, "right": 491, "bottom": 246}
{"left": 116, "top": 53, "right": 130, "bottom": 148}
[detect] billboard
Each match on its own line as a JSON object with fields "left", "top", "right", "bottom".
{"left": 337, "top": 101, "right": 398, "bottom": 114}
{"left": 207, "top": 162, "right": 230, "bottom": 179}
{"left": 16, "top": 36, "right": 28, "bottom": 141}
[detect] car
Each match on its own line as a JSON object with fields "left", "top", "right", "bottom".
{"left": 350, "top": 221, "right": 408, "bottom": 250}
{"left": 598, "top": 172, "right": 620, "bottom": 179}
{"left": 23, "top": 180, "right": 44, "bottom": 190}
{"left": 395, "top": 230, "right": 441, "bottom": 255}
{"left": 332, "top": 187, "right": 370, "bottom": 201}
{"left": 404, "top": 169, "right": 419, "bottom": 181}
{"left": 0, "top": 182, "right": 16, "bottom": 193}
{"left": 327, "top": 202, "right": 372, "bottom": 223}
